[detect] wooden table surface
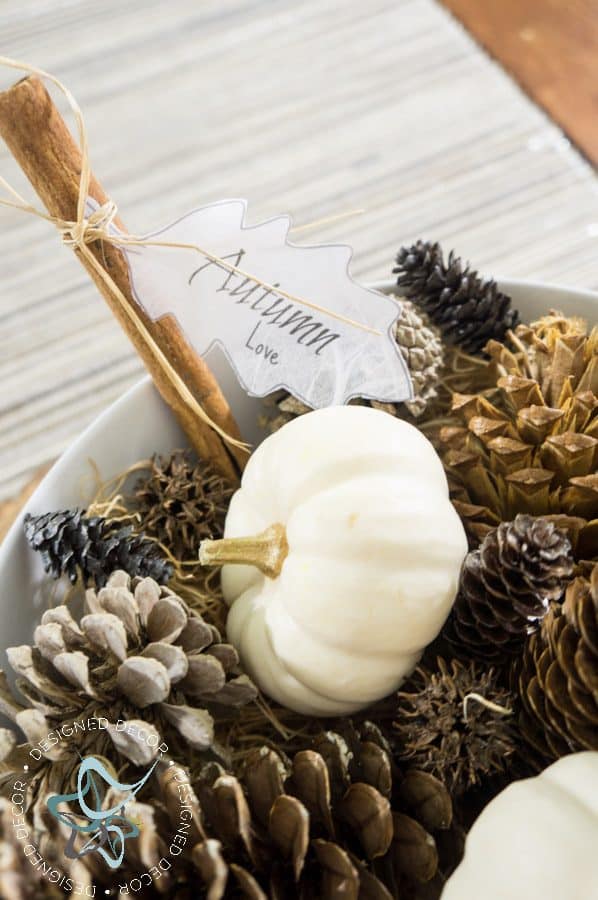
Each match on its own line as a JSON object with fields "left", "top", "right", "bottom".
{"left": 444, "top": 0, "right": 598, "bottom": 167}
{"left": 1, "top": 0, "right": 597, "bottom": 513}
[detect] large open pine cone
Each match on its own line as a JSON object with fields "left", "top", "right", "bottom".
{"left": 0, "top": 725, "right": 456, "bottom": 899}
{"left": 393, "top": 241, "right": 519, "bottom": 354}
{"left": 132, "top": 725, "right": 455, "bottom": 899}
{"left": 0, "top": 799, "right": 62, "bottom": 900}
{"left": 0, "top": 570, "right": 256, "bottom": 770}
{"left": 0, "top": 735, "right": 94, "bottom": 900}
{"left": 441, "top": 312, "right": 598, "bottom": 554}
{"left": 445, "top": 515, "right": 574, "bottom": 661}
{"left": 517, "top": 561, "right": 598, "bottom": 765}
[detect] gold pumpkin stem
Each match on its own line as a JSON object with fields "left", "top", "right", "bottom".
{"left": 199, "top": 523, "right": 289, "bottom": 579}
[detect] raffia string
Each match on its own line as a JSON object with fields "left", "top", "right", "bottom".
{"left": 0, "top": 57, "right": 380, "bottom": 451}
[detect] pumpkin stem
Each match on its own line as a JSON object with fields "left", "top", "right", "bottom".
{"left": 198, "top": 523, "right": 289, "bottom": 578}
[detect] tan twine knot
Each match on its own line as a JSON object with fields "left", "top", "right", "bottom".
{"left": 61, "top": 200, "right": 119, "bottom": 247}
{"left": 0, "top": 56, "right": 374, "bottom": 449}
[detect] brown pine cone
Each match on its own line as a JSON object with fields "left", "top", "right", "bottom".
{"left": 144, "top": 727, "right": 453, "bottom": 899}
{"left": 440, "top": 312, "right": 598, "bottom": 553}
{"left": 0, "top": 724, "right": 456, "bottom": 899}
{"left": 192, "top": 727, "right": 453, "bottom": 899}
{"left": 517, "top": 561, "right": 598, "bottom": 765}
{"left": 445, "top": 515, "right": 574, "bottom": 661}
{"left": 0, "top": 797, "right": 65, "bottom": 900}
{"left": 0, "top": 730, "right": 94, "bottom": 900}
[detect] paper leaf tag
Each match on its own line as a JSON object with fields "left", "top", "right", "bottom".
{"left": 113, "top": 199, "right": 413, "bottom": 408}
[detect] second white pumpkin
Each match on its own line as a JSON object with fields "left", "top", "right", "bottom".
{"left": 200, "top": 405, "right": 467, "bottom": 715}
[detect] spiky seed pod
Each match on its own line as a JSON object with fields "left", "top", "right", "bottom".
{"left": 440, "top": 312, "right": 598, "bottom": 552}
{"left": 393, "top": 241, "right": 519, "bottom": 354}
{"left": 134, "top": 451, "right": 234, "bottom": 562}
{"left": 263, "top": 298, "right": 445, "bottom": 433}
{"left": 445, "top": 515, "right": 574, "bottom": 661}
{"left": 0, "top": 570, "right": 257, "bottom": 771}
{"left": 24, "top": 509, "right": 172, "bottom": 588}
{"left": 517, "top": 562, "right": 598, "bottom": 765}
{"left": 394, "top": 658, "right": 518, "bottom": 797}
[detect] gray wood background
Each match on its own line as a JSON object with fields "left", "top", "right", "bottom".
{"left": 1, "top": 0, "right": 597, "bottom": 501}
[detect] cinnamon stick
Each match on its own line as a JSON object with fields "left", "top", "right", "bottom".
{"left": 0, "top": 75, "right": 245, "bottom": 482}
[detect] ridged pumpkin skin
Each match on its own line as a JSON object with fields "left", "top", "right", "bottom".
{"left": 222, "top": 406, "right": 467, "bottom": 715}
{"left": 442, "top": 753, "right": 598, "bottom": 900}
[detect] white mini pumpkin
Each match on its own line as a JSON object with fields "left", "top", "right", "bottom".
{"left": 200, "top": 405, "right": 467, "bottom": 715}
{"left": 442, "top": 752, "right": 598, "bottom": 900}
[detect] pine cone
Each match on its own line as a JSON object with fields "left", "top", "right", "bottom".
{"left": 187, "top": 725, "right": 453, "bottom": 899}
{"left": 0, "top": 729, "right": 95, "bottom": 900}
{"left": 440, "top": 312, "right": 598, "bottom": 553}
{"left": 99, "top": 725, "right": 454, "bottom": 899}
{"left": 384, "top": 299, "right": 444, "bottom": 418}
{"left": 0, "top": 570, "right": 257, "bottom": 770}
{"left": 24, "top": 509, "right": 172, "bottom": 588}
{"left": 445, "top": 515, "right": 574, "bottom": 661}
{"left": 134, "top": 451, "right": 234, "bottom": 563}
{"left": 517, "top": 561, "right": 598, "bottom": 765}
{"left": 394, "top": 658, "right": 518, "bottom": 797}
{"left": 0, "top": 797, "right": 63, "bottom": 900}
{"left": 0, "top": 724, "right": 456, "bottom": 898}
{"left": 263, "top": 297, "right": 444, "bottom": 432}
{"left": 393, "top": 241, "right": 519, "bottom": 354}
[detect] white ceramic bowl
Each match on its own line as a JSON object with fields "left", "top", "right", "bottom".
{"left": 1, "top": 279, "right": 596, "bottom": 674}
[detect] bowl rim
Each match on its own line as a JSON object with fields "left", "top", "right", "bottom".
{"left": 370, "top": 276, "right": 598, "bottom": 302}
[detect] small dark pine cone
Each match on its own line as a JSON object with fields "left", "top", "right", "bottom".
{"left": 445, "top": 515, "right": 574, "bottom": 662}
{"left": 393, "top": 240, "right": 519, "bottom": 354}
{"left": 517, "top": 561, "right": 598, "bottom": 766}
{"left": 394, "top": 658, "right": 518, "bottom": 797}
{"left": 24, "top": 509, "right": 172, "bottom": 588}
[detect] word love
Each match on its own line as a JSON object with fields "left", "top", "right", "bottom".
{"left": 46, "top": 755, "right": 159, "bottom": 869}
{"left": 245, "top": 323, "right": 279, "bottom": 365}
{"left": 119, "top": 199, "right": 413, "bottom": 408}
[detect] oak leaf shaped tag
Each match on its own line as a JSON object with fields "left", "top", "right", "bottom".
{"left": 116, "top": 199, "right": 413, "bottom": 409}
